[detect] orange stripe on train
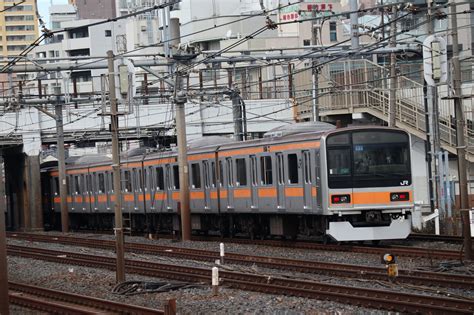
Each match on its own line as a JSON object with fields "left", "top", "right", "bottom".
{"left": 258, "top": 187, "right": 277, "bottom": 198}
{"left": 285, "top": 187, "right": 304, "bottom": 197}
{"left": 234, "top": 188, "right": 251, "bottom": 198}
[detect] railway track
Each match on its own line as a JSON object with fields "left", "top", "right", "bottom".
{"left": 6, "top": 243, "right": 474, "bottom": 314}
{"left": 409, "top": 233, "right": 469, "bottom": 243}
{"left": 7, "top": 232, "right": 474, "bottom": 290}
{"left": 9, "top": 281, "right": 172, "bottom": 314}
{"left": 188, "top": 235, "right": 464, "bottom": 260}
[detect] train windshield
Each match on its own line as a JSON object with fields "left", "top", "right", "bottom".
{"left": 327, "top": 130, "right": 411, "bottom": 188}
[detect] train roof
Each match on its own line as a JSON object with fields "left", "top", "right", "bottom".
{"left": 47, "top": 124, "right": 409, "bottom": 171}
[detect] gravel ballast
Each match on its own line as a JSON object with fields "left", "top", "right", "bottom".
{"left": 6, "top": 232, "right": 474, "bottom": 314}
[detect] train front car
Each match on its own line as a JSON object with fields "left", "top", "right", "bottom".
{"left": 321, "top": 128, "right": 413, "bottom": 242}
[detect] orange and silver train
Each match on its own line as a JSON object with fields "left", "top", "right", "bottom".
{"left": 42, "top": 123, "right": 414, "bottom": 241}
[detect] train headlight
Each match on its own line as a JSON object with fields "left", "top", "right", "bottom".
{"left": 331, "top": 194, "right": 351, "bottom": 204}
{"left": 390, "top": 192, "right": 409, "bottom": 202}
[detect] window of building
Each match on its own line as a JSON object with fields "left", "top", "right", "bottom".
{"left": 303, "top": 39, "right": 311, "bottom": 46}
{"left": 173, "top": 165, "right": 180, "bottom": 189}
{"left": 235, "top": 158, "right": 247, "bottom": 186}
{"left": 260, "top": 156, "right": 273, "bottom": 185}
{"left": 288, "top": 153, "right": 299, "bottom": 184}
{"left": 105, "top": 30, "right": 112, "bottom": 37}
{"left": 7, "top": 45, "right": 27, "bottom": 51}
{"left": 155, "top": 167, "right": 164, "bottom": 190}
{"left": 329, "top": 22, "right": 337, "bottom": 42}
{"left": 191, "top": 163, "right": 201, "bottom": 189}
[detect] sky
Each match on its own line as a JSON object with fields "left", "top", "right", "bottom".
{"left": 37, "top": 0, "right": 68, "bottom": 27}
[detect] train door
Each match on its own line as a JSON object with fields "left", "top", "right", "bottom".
{"left": 97, "top": 173, "right": 106, "bottom": 211}
{"left": 302, "top": 150, "right": 313, "bottom": 210}
{"left": 225, "top": 158, "right": 234, "bottom": 209}
{"left": 203, "top": 160, "right": 211, "bottom": 210}
{"left": 85, "top": 173, "right": 93, "bottom": 212}
{"left": 276, "top": 153, "right": 286, "bottom": 209}
{"left": 250, "top": 155, "right": 258, "bottom": 209}
{"left": 91, "top": 172, "right": 100, "bottom": 211}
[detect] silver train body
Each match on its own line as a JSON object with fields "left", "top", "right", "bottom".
{"left": 43, "top": 123, "right": 414, "bottom": 241}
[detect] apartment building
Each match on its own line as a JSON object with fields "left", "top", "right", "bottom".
{"left": 0, "top": 0, "right": 39, "bottom": 58}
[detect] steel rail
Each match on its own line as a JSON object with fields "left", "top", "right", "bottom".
{"left": 7, "top": 244, "right": 474, "bottom": 314}
{"left": 9, "top": 281, "right": 168, "bottom": 314}
{"left": 7, "top": 232, "right": 473, "bottom": 290}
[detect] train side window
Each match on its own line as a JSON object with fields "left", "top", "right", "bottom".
{"left": 98, "top": 173, "right": 105, "bottom": 193}
{"left": 226, "top": 158, "right": 233, "bottom": 187}
{"left": 123, "top": 170, "right": 131, "bottom": 192}
{"left": 218, "top": 160, "right": 224, "bottom": 187}
{"left": 211, "top": 161, "right": 217, "bottom": 187}
{"left": 276, "top": 153, "right": 284, "bottom": 185}
{"left": 53, "top": 177, "right": 59, "bottom": 195}
{"left": 203, "top": 161, "right": 210, "bottom": 189}
{"left": 287, "top": 153, "right": 299, "bottom": 184}
{"left": 110, "top": 172, "right": 114, "bottom": 193}
{"left": 139, "top": 169, "right": 144, "bottom": 191}
{"left": 173, "top": 165, "right": 180, "bottom": 189}
{"left": 250, "top": 156, "right": 258, "bottom": 186}
{"left": 156, "top": 167, "right": 164, "bottom": 190}
{"left": 235, "top": 158, "right": 247, "bottom": 186}
{"left": 191, "top": 163, "right": 201, "bottom": 189}
{"left": 260, "top": 156, "right": 273, "bottom": 185}
{"left": 303, "top": 151, "right": 311, "bottom": 183}
{"left": 86, "top": 174, "right": 92, "bottom": 193}
{"left": 74, "top": 176, "right": 81, "bottom": 194}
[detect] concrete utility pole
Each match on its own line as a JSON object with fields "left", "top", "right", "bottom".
{"left": 450, "top": 1, "right": 472, "bottom": 260}
{"left": 55, "top": 95, "right": 69, "bottom": 233}
{"left": 350, "top": 0, "right": 359, "bottom": 50}
{"left": 107, "top": 50, "right": 126, "bottom": 282}
{"left": 174, "top": 72, "right": 191, "bottom": 241}
{"left": 0, "top": 156, "right": 9, "bottom": 315}
{"left": 232, "top": 88, "right": 244, "bottom": 141}
{"left": 311, "top": 7, "right": 319, "bottom": 122}
{"left": 388, "top": 5, "right": 397, "bottom": 127}
{"left": 427, "top": 0, "right": 442, "bottom": 217}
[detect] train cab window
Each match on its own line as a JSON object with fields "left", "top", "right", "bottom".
{"left": 74, "top": 176, "right": 81, "bottom": 194}
{"left": 98, "top": 173, "right": 105, "bottom": 193}
{"left": 173, "top": 165, "right": 180, "bottom": 189}
{"left": 327, "top": 133, "right": 350, "bottom": 145}
{"left": 260, "top": 156, "right": 273, "bottom": 185}
{"left": 123, "top": 170, "right": 132, "bottom": 192}
{"left": 155, "top": 167, "right": 164, "bottom": 190}
{"left": 288, "top": 153, "right": 299, "bottom": 184}
{"left": 191, "top": 163, "right": 201, "bottom": 189}
{"left": 235, "top": 158, "right": 247, "bottom": 186}
{"left": 327, "top": 148, "right": 351, "bottom": 176}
